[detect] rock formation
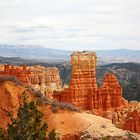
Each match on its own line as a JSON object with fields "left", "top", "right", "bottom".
{"left": 121, "top": 102, "right": 140, "bottom": 134}
{"left": 53, "top": 51, "right": 140, "bottom": 135}
{"left": 105, "top": 104, "right": 140, "bottom": 134}
{"left": 0, "top": 65, "right": 32, "bottom": 84}
{"left": 27, "top": 65, "right": 62, "bottom": 97}
{"left": 0, "top": 65, "right": 62, "bottom": 97}
{"left": 123, "top": 110, "right": 140, "bottom": 134}
{"left": 98, "top": 74, "right": 127, "bottom": 111}
{"left": 53, "top": 51, "right": 126, "bottom": 111}
{"left": 0, "top": 80, "right": 139, "bottom": 140}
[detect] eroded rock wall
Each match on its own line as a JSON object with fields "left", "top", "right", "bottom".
{"left": 54, "top": 51, "right": 126, "bottom": 111}
{"left": 0, "top": 65, "right": 62, "bottom": 97}
{"left": 28, "top": 66, "right": 62, "bottom": 97}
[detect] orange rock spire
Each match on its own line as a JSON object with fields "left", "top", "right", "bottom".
{"left": 70, "top": 51, "right": 97, "bottom": 89}
{"left": 54, "top": 51, "right": 125, "bottom": 111}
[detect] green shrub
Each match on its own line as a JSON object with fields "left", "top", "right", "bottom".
{"left": 52, "top": 107, "right": 58, "bottom": 113}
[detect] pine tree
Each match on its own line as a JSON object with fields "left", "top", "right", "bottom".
{"left": 0, "top": 95, "right": 57, "bottom": 140}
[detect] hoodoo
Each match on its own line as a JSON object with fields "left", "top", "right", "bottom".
{"left": 0, "top": 65, "right": 31, "bottom": 84}
{"left": 0, "top": 65, "right": 62, "bottom": 97}
{"left": 54, "top": 51, "right": 126, "bottom": 111}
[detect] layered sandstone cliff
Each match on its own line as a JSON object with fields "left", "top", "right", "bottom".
{"left": 27, "top": 65, "right": 62, "bottom": 97}
{"left": 54, "top": 52, "right": 97, "bottom": 109}
{"left": 0, "top": 65, "right": 62, "bottom": 97}
{"left": 54, "top": 51, "right": 126, "bottom": 111}
{"left": 0, "top": 65, "right": 32, "bottom": 84}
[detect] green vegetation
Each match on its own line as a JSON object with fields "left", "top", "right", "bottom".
{"left": 0, "top": 95, "right": 57, "bottom": 140}
{"left": 52, "top": 107, "right": 58, "bottom": 113}
{"left": 57, "top": 63, "right": 71, "bottom": 85}
{"left": 48, "top": 129, "right": 59, "bottom": 140}
{"left": 50, "top": 100, "right": 80, "bottom": 112}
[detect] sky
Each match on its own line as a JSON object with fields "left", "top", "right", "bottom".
{"left": 0, "top": 0, "right": 140, "bottom": 50}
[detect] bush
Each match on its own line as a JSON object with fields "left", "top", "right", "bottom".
{"left": 0, "top": 76, "right": 23, "bottom": 86}
{"left": 59, "top": 102, "right": 80, "bottom": 112}
{"left": 48, "top": 100, "right": 80, "bottom": 112}
{"left": 52, "top": 107, "right": 58, "bottom": 113}
{"left": 52, "top": 102, "right": 59, "bottom": 108}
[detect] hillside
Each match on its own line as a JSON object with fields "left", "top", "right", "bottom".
{"left": 0, "top": 56, "right": 61, "bottom": 66}
{"left": 0, "top": 79, "right": 140, "bottom": 140}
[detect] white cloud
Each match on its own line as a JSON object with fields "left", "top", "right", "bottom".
{"left": 0, "top": 0, "right": 140, "bottom": 50}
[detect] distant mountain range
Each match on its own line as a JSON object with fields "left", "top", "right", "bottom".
{"left": 0, "top": 44, "right": 71, "bottom": 61}
{"left": 0, "top": 44, "right": 140, "bottom": 64}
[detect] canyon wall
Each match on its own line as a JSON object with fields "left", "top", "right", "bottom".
{"left": 0, "top": 65, "right": 62, "bottom": 97}
{"left": 28, "top": 65, "right": 62, "bottom": 97}
{"left": 0, "top": 65, "right": 32, "bottom": 84}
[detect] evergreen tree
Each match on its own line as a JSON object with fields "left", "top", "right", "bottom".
{"left": 0, "top": 95, "right": 57, "bottom": 140}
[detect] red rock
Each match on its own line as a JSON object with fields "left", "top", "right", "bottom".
{"left": 53, "top": 51, "right": 126, "bottom": 111}
{"left": 0, "top": 65, "right": 32, "bottom": 84}
{"left": 98, "top": 74, "right": 126, "bottom": 110}
{"left": 54, "top": 52, "right": 97, "bottom": 110}
{"left": 123, "top": 110, "right": 140, "bottom": 134}
{"left": 0, "top": 65, "right": 62, "bottom": 97}
{"left": 0, "top": 81, "right": 32, "bottom": 128}
{"left": 27, "top": 65, "right": 62, "bottom": 97}
{"left": 101, "top": 102, "right": 140, "bottom": 134}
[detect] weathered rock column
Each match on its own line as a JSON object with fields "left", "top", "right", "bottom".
{"left": 54, "top": 51, "right": 98, "bottom": 110}
{"left": 53, "top": 51, "right": 125, "bottom": 111}
{"left": 70, "top": 52, "right": 98, "bottom": 109}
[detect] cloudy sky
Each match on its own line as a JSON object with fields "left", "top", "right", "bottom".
{"left": 0, "top": 0, "right": 140, "bottom": 50}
